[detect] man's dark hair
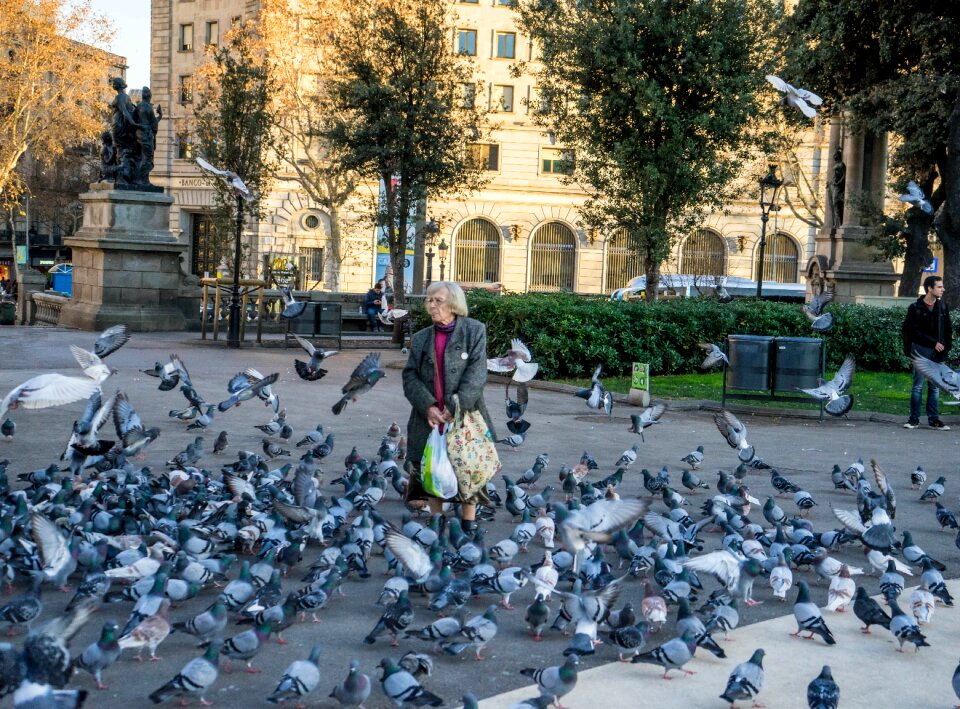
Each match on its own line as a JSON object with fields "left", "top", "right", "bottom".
{"left": 923, "top": 275, "right": 943, "bottom": 293}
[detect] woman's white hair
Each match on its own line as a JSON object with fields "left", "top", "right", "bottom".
{"left": 426, "top": 281, "right": 468, "bottom": 316}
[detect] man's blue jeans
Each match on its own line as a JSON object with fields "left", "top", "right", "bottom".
{"left": 910, "top": 345, "right": 941, "bottom": 423}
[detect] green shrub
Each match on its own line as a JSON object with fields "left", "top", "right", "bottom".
{"left": 454, "top": 292, "right": 916, "bottom": 379}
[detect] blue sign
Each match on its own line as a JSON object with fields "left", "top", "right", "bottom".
{"left": 924, "top": 258, "right": 939, "bottom": 273}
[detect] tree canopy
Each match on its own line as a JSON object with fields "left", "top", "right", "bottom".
{"left": 515, "top": 0, "right": 781, "bottom": 300}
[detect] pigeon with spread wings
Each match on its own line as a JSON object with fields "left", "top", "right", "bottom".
{"left": 196, "top": 156, "right": 254, "bottom": 201}
{"left": 798, "top": 354, "right": 855, "bottom": 416}
{"left": 911, "top": 354, "right": 960, "bottom": 404}
{"left": 487, "top": 338, "right": 539, "bottom": 383}
{"left": 714, "top": 409, "right": 755, "bottom": 462}
{"left": 765, "top": 74, "right": 823, "bottom": 118}
{"left": 804, "top": 290, "right": 834, "bottom": 332}
{"left": 899, "top": 180, "right": 935, "bottom": 215}
{"left": 291, "top": 334, "right": 337, "bottom": 381}
{"left": 332, "top": 352, "right": 385, "bottom": 415}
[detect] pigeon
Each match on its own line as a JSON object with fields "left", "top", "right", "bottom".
{"left": 520, "top": 653, "right": 579, "bottom": 707}
{"left": 383, "top": 528, "right": 432, "bottom": 584}
{"left": 219, "top": 622, "right": 272, "bottom": 673}
{"left": 291, "top": 334, "right": 337, "bottom": 381}
{"left": 333, "top": 352, "right": 385, "bottom": 415}
{"left": 266, "top": 644, "right": 321, "bottom": 705}
{"left": 0, "top": 419, "right": 12, "bottom": 439}
{"left": 330, "top": 659, "right": 371, "bottom": 708}
{"left": 791, "top": 582, "right": 835, "bottom": 644}
{"left": 769, "top": 553, "right": 793, "bottom": 601}
{"left": 574, "top": 365, "right": 606, "bottom": 411}
{"left": 824, "top": 565, "right": 855, "bottom": 612}
{"left": 887, "top": 599, "right": 930, "bottom": 652}
{"left": 0, "top": 371, "right": 101, "bottom": 422}
{"left": 196, "top": 156, "right": 255, "bottom": 200}
{"left": 279, "top": 286, "right": 307, "bottom": 319}
{"left": 72, "top": 620, "right": 121, "bottom": 690}
{"left": 899, "top": 180, "right": 935, "bottom": 215}
{"left": 23, "top": 602, "right": 97, "bottom": 689}
{"left": 31, "top": 514, "right": 76, "bottom": 592}
{"left": 556, "top": 499, "right": 647, "bottom": 572}
{"left": 172, "top": 601, "right": 228, "bottom": 646}
{"left": 117, "top": 599, "right": 171, "bottom": 661}
{"left": 683, "top": 551, "right": 763, "bottom": 606}
{"left": 93, "top": 324, "right": 130, "bottom": 358}
{"left": 698, "top": 343, "right": 728, "bottom": 370}
{"left": 213, "top": 430, "right": 229, "bottom": 454}
{"left": 631, "top": 632, "right": 697, "bottom": 679}
{"left": 853, "top": 586, "right": 891, "bottom": 633}
{"left": 68, "top": 344, "right": 116, "bottom": 385}
{"left": 766, "top": 74, "right": 823, "bottom": 118}
{"left": 801, "top": 293, "right": 834, "bottom": 335}
{"left": 936, "top": 502, "right": 958, "bottom": 531}
{"left": 439, "top": 605, "right": 498, "bottom": 660}
{"left": 920, "top": 476, "right": 946, "bottom": 502}
{"left": 218, "top": 371, "right": 280, "bottom": 412}
{"left": 378, "top": 657, "right": 442, "bottom": 707}
{"left": 910, "top": 354, "right": 960, "bottom": 403}
{"left": 798, "top": 355, "right": 855, "bottom": 416}
{"left": 112, "top": 391, "right": 160, "bottom": 457}
{"left": 681, "top": 445, "right": 704, "bottom": 469}
{"left": 713, "top": 410, "right": 755, "bottom": 462}
{"left": 901, "top": 531, "right": 945, "bottom": 571}
{"left": 364, "top": 590, "right": 413, "bottom": 646}
{"left": 628, "top": 401, "right": 668, "bottom": 441}
{"left": 487, "top": 338, "right": 539, "bottom": 382}
{"left": 0, "top": 579, "right": 42, "bottom": 635}
{"left": 148, "top": 642, "right": 219, "bottom": 705}
{"left": 719, "top": 648, "right": 765, "bottom": 708}
{"left": 910, "top": 583, "right": 936, "bottom": 625}
{"left": 807, "top": 665, "right": 840, "bottom": 709}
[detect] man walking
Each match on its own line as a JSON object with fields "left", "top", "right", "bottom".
{"left": 903, "top": 275, "right": 952, "bottom": 429}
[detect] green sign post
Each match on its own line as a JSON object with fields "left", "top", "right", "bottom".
{"left": 631, "top": 362, "right": 649, "bottom": 390}
{"left": 15, "top": 246, "right": 27, "bottom": 265}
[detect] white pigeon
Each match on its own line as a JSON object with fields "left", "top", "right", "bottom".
{"left": 766, "top": 74, "right": 823, "bottom": 118}
{"left": 196, "top": 156, "right": 255, "bottom": 201}
{"left": 910, "top": 584, "right": 936, "bottom": 625}
{"left": 487, "top": 338, "right": 539, "bottom": 382}
{"left": 823, "top": 566, "right": 856, "bottom": 612}
{"left": 69, "top": 344, "right": 116, "bottom": 385}
{"left": 0, "top": 372, "right": 101, "bottom": 422}
{"left": 898, "top": 180, "right": 935, "bottom": 215}
{"left": 769, "top": 559, "right": 793, "bottom": 601}
{"left": 865, "top": 550, "right": 912, "bottom": 576}
{"left": 535, "top": 512, "right": 555, "bottom": 549}
{"left": 532, "top": 551, "right": 559, "bottom": 601}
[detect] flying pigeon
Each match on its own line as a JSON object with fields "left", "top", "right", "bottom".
{"left": 488, "top": 338, "right": 539, "bottom": 382}
{"left": 279, "top": 286, "right": 307, "bottom": 320}
{"left": 218, "top": 371, "right": 279, "bottom": 412}
{"left": 899, "top": 180, "right": 935, "bottom": 215}
{"left": 798, "top": 354, "right": 855, "bottom": 416}
{"left": 196, "top": 156, "right": 254, "bottom": 201}
{"left": 803, "top": 290, "right": 834, "bottom": 332}
{"left": 0, "top": 371, "right": 101, "bottom": 422}
{"left": 291, "top": 334, "right": 337, "bottom": 381}
{"left": 911, "top": 354, "right": 960, "bottom": 404}
{"left": 698, "top": 343, "right": 728, "bottom": 370}
{"left": 713, "top": 410, "right": 755, "bottom": 462}
{"left": 628, "top": 401, "right": 668, "bottom": 441}
{"left": 766, "top": 74, "right": 823, "bottom": 118}
{"left": 93, "top": 324, "right": 130, "bottom": 358}
{"left": 112, "top": 391, "right": 160, "bottom": 457}
{"left": 332, "top": 352, "right": 385, "bottom": 415}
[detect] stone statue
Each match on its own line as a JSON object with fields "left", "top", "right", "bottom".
{"left": 830, "top": 145, "right": 846, "bottom": 228}
{"left": 134, "top": 87, "right": 162, "bottom": 186}
{"left": 98, "top": 131, "right": 117, "bottom": 182}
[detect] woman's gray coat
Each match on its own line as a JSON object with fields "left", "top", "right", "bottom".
{"left": 401, "top": 316, "right": 496, "bottom": 468}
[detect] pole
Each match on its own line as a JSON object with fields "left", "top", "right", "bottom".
{"left": 228, "top": 193, "right": 243, "bottom": 348}
{"left": 756, "top": 209, "right": 768, "bottom": 299}
{"left": 425, "top": 247, "right": 434, "bottom": 288}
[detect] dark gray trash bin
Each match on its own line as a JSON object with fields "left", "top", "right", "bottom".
{"left": 727, "top": 335, "right": 773, "bottom": 390}
{"left": 289, "top": 302, "right": 319, "bottom": 335}
{"left": 773, "top": 337, "right": 822, "bottom": 392}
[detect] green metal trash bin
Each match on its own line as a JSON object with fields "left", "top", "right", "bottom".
{"left": 726, "top": 335, "right": 773, "bottom": 390}
{"left": 773, "top": 337, "right": 823, "bottom": 392}
{"left": 0, "top": 300, "right": 15, "bottom": 326}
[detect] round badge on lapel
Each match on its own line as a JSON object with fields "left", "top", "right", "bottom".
{"left": 460, "top": 352, "right": 468, "bottom": 360}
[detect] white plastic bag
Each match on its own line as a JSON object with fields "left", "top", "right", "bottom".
{"left": 421, "top": 425, "right": 458, "bottom": 499}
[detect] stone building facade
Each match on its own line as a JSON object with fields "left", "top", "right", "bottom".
{"left": 150, "top": 0, "right": 828, "bottom": 296}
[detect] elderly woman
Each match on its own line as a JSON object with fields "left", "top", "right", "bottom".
{"left": 401, "top": 281, "right": 495, "bottom": 531}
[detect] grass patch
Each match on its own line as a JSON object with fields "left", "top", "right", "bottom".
{"left": 556, "top": 370, "right": 915, "bottom": 416}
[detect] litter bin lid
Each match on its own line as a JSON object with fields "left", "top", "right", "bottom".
{"left": 774, "top": 336, "right": 821, "bottom": 344}
{"left": 728, "top": 334, "right": 774, "bottom": 342}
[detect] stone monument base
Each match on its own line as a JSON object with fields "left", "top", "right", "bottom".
{"left": 59, "top": 183, "right": 187, "bottom": 332}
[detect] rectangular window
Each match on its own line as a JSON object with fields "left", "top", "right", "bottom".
{"left": 178, "top": 75, "right": 193, "bottom": 104}
{"left": 495, "top": 32, "right": 515, "bottom": 59}
{"left": 206, "top": 21, "right": 219, "bottom": 47}
{"left": 460, "top": 83, "right": 477, "bottom": 109}
{"left": 175, "top": 132, "right": 194, "bottom": 160}
{"left": 299, "top": 247, "right": 324, "bottom": 283}
{"left": 191, "top": 214, "right": 218, "bottom": 277}
{"left": 231, "top": 15, "right": 242, "bottom": 26}
{"left": 179, "top": 23, "right": 193, "bottom": 51}
{"left": 468, "top": 143, "right": 500, "bottom": 172}
{"left": 542, "top": 147, "right": 574, "bottom": 175}
{"left": 457, "top": 29, "right": 477, "bottom": 56}
{"left": 492, "top": 84, "right": 514, "bottom": 112}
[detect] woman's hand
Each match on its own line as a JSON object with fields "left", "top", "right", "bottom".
{"left": 426, "top": 405, "right": 453, "bottom": 428}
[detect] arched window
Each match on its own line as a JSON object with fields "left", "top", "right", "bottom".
{"left": 680, "top": 229, "right": 726, "bottom": 277}
{"left": 453, "top": 218, "right": 500, "bottom": 283}
{"left": 755, "top": 232, "right": 799, "bottom": 283}
{"left": 605, "top": 228, "right": 641, "bottom": 293}
{"left": 529, "top": 222, "right": 576, "bottom": 292}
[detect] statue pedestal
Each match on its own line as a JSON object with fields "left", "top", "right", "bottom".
{"left": 818, "top": 225, "right": 899, "bottom": 301}
{"left": 59, "top": 183, "right": 187, "bottom": 331}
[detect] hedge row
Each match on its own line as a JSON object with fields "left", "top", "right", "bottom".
{"left": 412, "top": 292, "right": 919, "bottom": 379}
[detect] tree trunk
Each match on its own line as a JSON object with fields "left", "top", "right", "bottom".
{"left": 381, "top": 171, "right": 406, "bottom": 307}
{"left": 935, "top": 92, "right": 960, "bottom": 311}
{"left": 898, "top": 209, "right": 933, "bottom": 298}
{"left": 326, "top": 199, "right": 342, "bottom": 293}
{"left": 643, "top": 249, "right": 660, "bottom": 302}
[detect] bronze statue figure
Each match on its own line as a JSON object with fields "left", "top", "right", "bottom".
{"left": 134, "top": 87, "right": 162, "bottom": 186}
{"left": 830, "top": 145, "right": 846, "bottom": 228}
{"left": 98, "top": 131, "right": 117, "bottom": 182}
{"left": 100, "top": 77, "right": 164, "bottom": 191}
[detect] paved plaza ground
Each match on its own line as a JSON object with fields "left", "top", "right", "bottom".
{"left": 0, "top": 326, "right": 958, "bottom": 707}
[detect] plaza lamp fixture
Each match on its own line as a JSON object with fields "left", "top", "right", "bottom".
{"left": 755, "top": 163, "right": 783, "bottom": 299}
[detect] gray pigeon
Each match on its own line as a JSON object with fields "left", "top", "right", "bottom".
{"left": 807, "top": 665, "right": 839, "bottom": 709}
{"left": 798, "top": 355, "right": 855, "bottom": 416}
{"left": 887, "top": 599, "right": 929, "bottom": 652}
{"left": 719, "top": 648, "right": 764, "bottom": 707}
{"left": 791, "top": 582, "right": 835, "bottom": 645}
{"left": 378, "top": 657, "right": 442, "bottom": 707}
{"left": 330, "top": 659, "right": 371, "bottom": 708}
{"left": 628, "top": 401, "right": 668, "bottom": 441}
{"left": 333, "top": 353, "right": 385, "bottom": 415}
{"left": 219, "top": 622, "right": 272, "bottom": 673}
{"left": 803, "top": 290, "right": 834, "bottom": 331}
{"left": 91, "top": 324, "right": 129, "bottom": 361}
{"left": 439, "top": 605, "right": 498, "bottom": 660}
{"left": 72, "top": 620, "right": 121, "bottom": 690}
{"left": 698, "top": 343, "right": 728, "bottom": 370}
{"left": 713, "top": 410, "right": 755, "bottom": 462}
{"left": 172, "top": 601, "right": 228, "bottom": 645}
{"left": 267, "top": 644, "right": 321, "bottom": 705}
{"left": 292, "top": 334, "right": 337, "bottom": 381}
{"left": 149, "top": 643, "right": 219, "bottom": 705}
{"left": 631, "top": 632, "right": 697, "bottom": 678}
{"left": 520, "top": 653, "right": 579, "bottom": 704}
{"left": 899, "top": 180, "right": 935, "bottom": 215}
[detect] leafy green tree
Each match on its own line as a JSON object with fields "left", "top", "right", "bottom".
{"left": 785, "top": 1, "right": 958, "bottom": 300}
{"left": 193, "top": 24, "right": 275, "bottom": 276}
{"left": 322, "top": 0, "right": 488, "bottom": 304}
{"left": 515, "top": 0, "right": 780, "bottom": 300}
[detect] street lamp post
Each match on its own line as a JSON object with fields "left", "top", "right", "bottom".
{"left": 755, "top": 163, "right": 783, "bottom": 299}
{"left": 438, "top": 239, "right": 448, "bottom": 282}
{"left": 227, "top": 193, "right": 243, "bottom": 348}
{"left": 424, "top": 218, "right": 438, "bottom": 289}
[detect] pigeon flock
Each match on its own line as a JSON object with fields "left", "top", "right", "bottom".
{"left": 0, "top": 325, "right": 956, "bottom": 709}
